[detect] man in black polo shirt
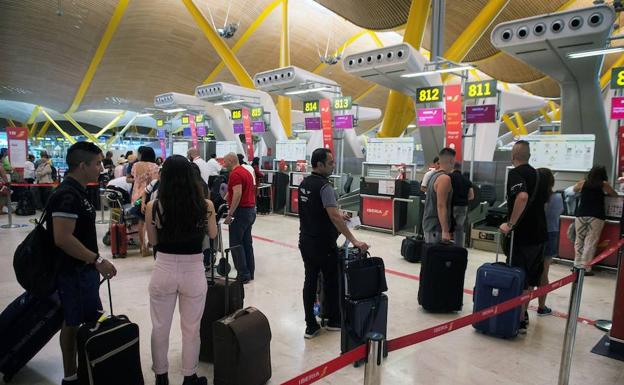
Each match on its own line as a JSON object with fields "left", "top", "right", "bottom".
{"left": 449, "top": 162, "right": 474, "bottom": 247}
{"left": 499, "top": 140, "right": 548, "bottom": 334}
{"left": 48, "top": 142, "right": 117, "bottom": 385}
{"left": 298, "top": 148, "right": 369, "bottom": 339}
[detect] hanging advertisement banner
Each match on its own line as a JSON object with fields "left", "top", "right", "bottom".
{"left": 188, "top": 114, "right": 198, "bottom": 149}
{"left": 159, "top": 139, "right": 167, "bottom": 159}
{"left": 611, "top": 96, "right": 624, "bottom": 119}
{"left": 320, "top": 98, "right": 334, "bottom": 152}
{"left": 444, "top": 84, "right": 462, "bottom": 159}
{"left": 304, "top": 117, "right": 321, "bottom": 130}
{"left": 7, "top": 126, "right": 28, "bottom": 171}
{"left": 465, "top": 104, "right": 497, "bottom": 124}
{"left": 417, "top": 108, "right": 444, "bottom": 126}
{"left": 334, "top": 115, "right": 354, "bottom": 129}
{"left": 233, "top": 123, "right": 244, "bottom": 134}
{"left": 618, "top": 126, "right": 624, "bottom": 177}
{"left": 242, "top": 107, "right": 254, "bottom": 160}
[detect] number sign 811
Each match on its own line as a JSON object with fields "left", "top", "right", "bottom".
{"left": 464, "top": 80, "right": 497, "bottom": 99}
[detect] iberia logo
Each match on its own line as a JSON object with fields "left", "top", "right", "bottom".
{"left": 366, "top": 208, "right": 389, "bottom": 216}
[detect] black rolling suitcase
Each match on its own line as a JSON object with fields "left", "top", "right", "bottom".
{"left": 401, "top": 234, "right": 425, "bottom": 263}
{"left": 77, "top": 280, "right": 143, "bottom": 385}
{"left": 0, "top": 292, "right": 64, "bottom": 383}
{"left": 199, "top": 206, "right": 245, "bottom": 363}
{"left": 213, "top": 305, "right": 272, "bottom": 385}
{"left": 417, "top": 242, "right": 468, "bottom": 312}
{"left": 256, "top": 195, "right": 270, "bottom": 214}
{"left": 339, "top": 244, "right": 388, "bottom": 362}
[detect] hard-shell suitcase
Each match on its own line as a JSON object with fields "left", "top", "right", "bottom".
{"left": 199, "top": 208, "right": 244, "bottom": 363}
{"left": 213, "top": 307, "right": 272, "bottom": 385}
{"left": 0, "top": 292, "right": 63, "bottom": 383}
{"left": 77, "top": 280, "right": 144, "bottom": 385}
{"left": 110, "top": 223, "right": 127, "bottom": 258}
{"left": 401, "top": 235, "right": 425, "bottom": 263}
{"left": 417, "top": 243, "right": 468, "bottom": 312}
{"left": 472, "top": 232, "right": 525, "bottom": 338}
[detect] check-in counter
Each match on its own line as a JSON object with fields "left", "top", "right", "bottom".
{"left": 261, "top": 170, "right": 289, "bottom": 213}
{"left": 359, "top": 178, "right": 411, "bottom": 234}
{"left": 558, "top": 216, "right": 619, "bottom": 268}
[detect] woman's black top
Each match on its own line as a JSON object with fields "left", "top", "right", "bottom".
{"left": 153, "top": 201, "right": 205, "bottom": 254}
{"left": 577, "top": 183, "right": 606, "bottom": 220}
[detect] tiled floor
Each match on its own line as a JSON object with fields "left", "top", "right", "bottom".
{"left": 0, "top": 212, "right": 622, "bottom": 385}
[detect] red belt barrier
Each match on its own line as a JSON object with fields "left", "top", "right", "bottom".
{"left": 386, "top": 273, "right": 577, "bottom": 352}
{"left": 279, "top": 345, "right": 366, "bottom": 385}
{"left": 587, "top": 238, "right": 624, "bottom": 267}
{"left": 10, "top": 183, "right": 59, "bottom": 187}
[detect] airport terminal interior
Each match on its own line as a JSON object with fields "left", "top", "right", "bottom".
{"left": 1, "top": 0, "right": 624, "bottom": 384}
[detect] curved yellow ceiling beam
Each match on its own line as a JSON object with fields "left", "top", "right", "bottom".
{"left": 182, "top": 0, "right": 253, "bottom": 88}
{"left": 65, "top": 0, "right": 130, "bottom": 114}
{"left": 203, "top": 0, "right": 283, "bottom": 84}
{"left": 355, "top": 84, "right": 379, "bottom": 103}
{"left": 367, "top": 31, "right": 384, "bottom": 48}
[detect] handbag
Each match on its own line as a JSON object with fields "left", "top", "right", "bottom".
{"left": 501, "top": 168, "right": 541, "bottom": 256}
{"left": 344, "top": 256, "right": 388, "bottom": 300}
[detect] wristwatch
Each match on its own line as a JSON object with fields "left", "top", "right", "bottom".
{"left": 94, "top": 254, "right": 104, "bottom": 264}
{"left": 505, "top": 222, "right": 515, "bottom": 229}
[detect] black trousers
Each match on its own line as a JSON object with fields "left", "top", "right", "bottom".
{"left": 299, "top": 237, "right": 339, "bottom": 328}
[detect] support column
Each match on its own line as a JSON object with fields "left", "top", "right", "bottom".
{"left": 277, "top": 0, "right": 292, "bottom": 137}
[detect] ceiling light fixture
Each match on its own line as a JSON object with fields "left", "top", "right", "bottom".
{"left": 136, "top": 113, "right": 153, "bottom": 118}
{"left": 401, "top": 65, "right": 474, "bottom": 78}
{"left": 407, "top": 124, "right": 417, "bottom": 128}
{"left": 284, "top": 86, "right": 333, "bottom": 95}
{"left": 567, "top": 46, "right": 624, "bottom": 58}
{"left": 87, "top": 109, "right": 124, "bottom": 114}
{"left": 162, "top": 108, "right": 187, "bottom": 113}
{"left": 214, "top": 99, "right": 245, "bottom": 106}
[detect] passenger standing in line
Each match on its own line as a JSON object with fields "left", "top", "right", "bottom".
{"left": 48, "top": 142, "right": 117, "bottom": 385}
{"left": 0, "top": 149, "right": 10, "bottom": 214}
{"left": 114, "top": 157, "right": 127, "bottom": 178}
{"left": 499, "top": 140, "right": 549, "bottom": 334}
{"left": 187, "top": 148, "right": 211, "bottom": 185}
{"left": 537, "top": 168, "right": 563, "bottom": 316}
{"left": 24, "top": 154, "right": 36, "bottom": 184}
{"left": 298, "top": 148, "right": 370, "bottom": 339}
{"left": 145, "top": 155, "right": 217, "bottom": 385}
{"left": 420, "top": 156, "right": 440, "bottom": 193}
{"left": 237, "top": 153, "right": 257, "bottom": 187}
{"left": 129, "top": 147, "right": 159, "bottom": 257}
{"left": 422, "top": 148, "right": 455, "bottom": 244}
{"left": 35, "top": 152, "right": 54, "bottom": 208}
{"left": 223, "top": 152, "right": 256, "bottom": 284}
{"left": 449, "top": 162, "right": 474, "bottom": 247}
{"left": 102, "top": 151, "right": 114, "bottom": 176}
{"left": 206, "top": 153, "right": 222, "bottom": 177}
{"left": 572, "top": 165, "right": 618, "bottom": 276}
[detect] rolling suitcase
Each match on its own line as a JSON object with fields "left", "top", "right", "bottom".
{"left": 77, "top": 280, "right": 144, "bottom": 385}
{"left": 213, "top": 306, "right": 272, "bottom": 385}
{"left": 0, "top": 292, "right": 64, "bottom": 383}
{"left": 199, "top": 211, "right": 244, "bottom": 363}
{"left": 256, "top": 195, "right": 270, "bottom": 214}
{"left": 401, "top": 235, "right": 425, "bottom": 263}
{"left": 417, "top": 242, "right": 468, "bottom": 312}
{"left": 110, "top": 223, "right": 127, "bottom": 258}
{"left": 472, "top": 232, "right": 525, "bottom": 338}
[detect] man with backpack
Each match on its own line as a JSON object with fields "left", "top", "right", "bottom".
{"left": 47, "top": 142, "right": 117, "bottom": 384}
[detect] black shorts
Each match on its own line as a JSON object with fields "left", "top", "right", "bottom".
{"left": 508, "top": 242, "right": 545, "bottom": 289}
{"left": 56, "top": 265, "right": 103, "bottom": 326}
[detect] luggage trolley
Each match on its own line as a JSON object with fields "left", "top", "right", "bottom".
{"left": 101, "top": 188, "right": 139, "bottom": 257}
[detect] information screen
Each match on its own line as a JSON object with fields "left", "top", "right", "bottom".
{"left": 522, "top": 134, "right": 595, "bottom": 172}
{"left": 366, "top": 137, "right": 415, "bottom": 164}
{"left": 172, "top": 141, "right": 189, "bottom": 156}
{"left": 276, "top": 140, "right": 307, "bottom": 161}
{"left": 216, "top": 141, "right": 239, "bottom": 158}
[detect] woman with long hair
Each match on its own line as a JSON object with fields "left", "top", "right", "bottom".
{"left": 573, "top": 165, "right": 618, "bottom": 275}
{"left": 536, "top": 168, "right": 563, "bottom": 316}
{"left": 130, "top": 146, "right": 159, "bottom": 256}
{"left": 145, "top": 155, "right": 217, "bottom": 385}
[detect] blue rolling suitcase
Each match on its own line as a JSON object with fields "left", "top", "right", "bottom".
{"left": 472, "top": 232, "right": 525, "bottom": 338}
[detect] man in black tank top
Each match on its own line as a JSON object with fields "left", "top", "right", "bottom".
{"left": 298, "top": 149, "right": 369, "bottom": 339}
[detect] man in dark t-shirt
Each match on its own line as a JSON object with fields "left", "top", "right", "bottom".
{"left": 449, "top": 162, "right": 474, "bottom": 247}
{"left": 48, "top": 142, "right": 117, "bottom": 385}
{"left": 500, "top": 140, "right": 548, "bottom": 335}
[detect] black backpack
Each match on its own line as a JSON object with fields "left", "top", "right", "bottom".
{"left": 50, "top": 165, "right": 58, "bottom": 182}
{"left": 13, "top": 210, "right": 60, "bottom": 297}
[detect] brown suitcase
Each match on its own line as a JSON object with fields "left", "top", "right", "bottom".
{"left": 213, "top": 307, "right": 271, "bottom": 385}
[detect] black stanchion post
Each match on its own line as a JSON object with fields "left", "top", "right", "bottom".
{"left": 1, "top": 189, "right": 27, "bottom": 229}
{"left": 558, "top": 266, "right": 585, "bottom": 385}
{"left": 363, "top": 332, "right": 384, "bottom": 385}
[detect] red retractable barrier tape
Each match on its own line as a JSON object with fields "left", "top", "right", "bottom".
{"left": 279, "top": 345, "right": 366, "bottom": 385}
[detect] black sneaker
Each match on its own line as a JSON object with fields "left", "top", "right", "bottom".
{"left": 182, "top": 374, "right": 207, "bottom": 385}
{"left": 61, "top": 379, "right": 78, "bottom": 385}
{"left": 519, "top": 320, "right": 528, "bottom": 334}
{"left": 325, "top": 321, "right": 341, "bottom": 332}
{"left": 304, "top": 324, "right": 321, "bottom": 339}
{"left": 537, "top": 306, "right": 552, "bottom": 316}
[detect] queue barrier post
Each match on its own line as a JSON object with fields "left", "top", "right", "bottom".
{"left": 1, "top": 188, "right": 28, "bottom": 229}
{"left": 95, "top": 192, "right": 109, "bottom": 225}
{"left": 363, "top": 332, "right": 384, "bottom": 385}
{"left": 557, "top": 266, "right": 585, "bottom": 385}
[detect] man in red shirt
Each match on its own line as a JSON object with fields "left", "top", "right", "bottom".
{"left": 223, "top": 152, "right": 256, "bottom": 284}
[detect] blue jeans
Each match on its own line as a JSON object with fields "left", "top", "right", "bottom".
{"left": 56, "top": 265, "right": 102, "bottom": 326}
{"left": 228, "top": 207, "right": 256, "bottom": 280}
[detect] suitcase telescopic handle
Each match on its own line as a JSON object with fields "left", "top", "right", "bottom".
{"left": 99, "top": 278, "right": 114, "bottom": 316}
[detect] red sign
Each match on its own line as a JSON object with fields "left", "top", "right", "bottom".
{"left": 188, "top": 114, "right": 198, "bottom": 149}
{"left": 558, "top": 217, "right": 619, "bottom": 267}
{"left": 242, "top": 108, "right": 254, "bottom": 160}
{"left": 290, "top": 188, "right": 299, "bottom": 214}
{"left": 618, "top": 126, "right": 624, "bottom": 178}
{"left": 159, "top": 139, "right": 167, "bottom": 159}
{"left": 361, "top": 196, "right": 393, "bottom": 229}
{"left": 444, "top": 84, "right": 462, "bottom": 159}
{"left": 6, "top": 126, "right": 29, "bottom": 171}
{"left": 320, "top": 98, "right": 334, "bottom": 153}
{"left": 611, "top": 96, "right": 624, "bottom": 120}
